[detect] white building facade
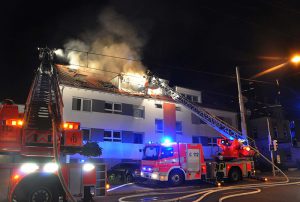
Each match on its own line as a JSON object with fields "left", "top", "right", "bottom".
{"left": 60, "top": 84, "right": 238, "bottom": 165}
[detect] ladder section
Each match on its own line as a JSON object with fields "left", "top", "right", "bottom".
{"left": 22, "top": 48, "right": 63, "bottom": 149}
{"left": 95, "top": 164, "right": 107, "bottom": 197}
{"left": 147, "top": 72, "right": 248, "bottom": 145}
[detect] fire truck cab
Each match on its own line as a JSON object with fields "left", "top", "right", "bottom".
{"left": 141, "top": 140, "right": 255, "bottom": 186}
{"left": 141, "top": 141, "right": 207, "bottom": 186}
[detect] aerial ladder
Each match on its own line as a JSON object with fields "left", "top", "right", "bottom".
{"left": 146, "top": 71, "right": 256, "bottom": 158}
{"left": 0, "top": 48, "right": 88, "bottom": 202}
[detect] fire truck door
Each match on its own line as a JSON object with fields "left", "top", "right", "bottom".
{"left": 187, "top": 149, "right": 200, "bottom": 171}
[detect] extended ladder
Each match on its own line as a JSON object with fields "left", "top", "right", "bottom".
{"left": 147, "top": 71, "right": 249, "bottom": 145}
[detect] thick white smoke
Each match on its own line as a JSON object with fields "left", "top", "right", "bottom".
{"left": 61, "top": 8, "right": 146, "bottom": 81}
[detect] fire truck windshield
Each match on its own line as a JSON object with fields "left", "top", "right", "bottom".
{"left": 142, "top": 146, "right": 160, "bottom": 160}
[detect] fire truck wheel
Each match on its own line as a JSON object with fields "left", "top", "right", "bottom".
{"left": 28, "top": 185, "right": 59, "bottom": 202}
{"left": 168, "top": 170, "right": 184, "bottom": 186}
{"left": 228, "top": 167, "right": 242, "bottom": 182}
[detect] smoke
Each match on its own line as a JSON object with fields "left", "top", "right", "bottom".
{"left": 61, "top": 8, "right": 146, "bottom": 80}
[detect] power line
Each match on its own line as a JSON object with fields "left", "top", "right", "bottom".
{"left": 65, "top": 48, "right": 141, "bottom": 62}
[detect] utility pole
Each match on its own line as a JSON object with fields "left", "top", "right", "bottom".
{"left": 267, "top": 118, "right": 276, "bottom": 176}
{"left": 236, "top": 67, "right": 248, "bottom": 138}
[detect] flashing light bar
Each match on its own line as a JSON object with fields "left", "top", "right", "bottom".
{"left": 63, "top": 122, "right": 80, "bottom": 130}
{"left": 6, "top": 119, "right": 23, "bottom": 127}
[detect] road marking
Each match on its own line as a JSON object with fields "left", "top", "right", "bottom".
{"left": 107, "top": 183, "right": 134, "bottom": 192}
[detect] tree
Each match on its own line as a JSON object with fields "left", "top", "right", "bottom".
{"left": 80, "top": 142, "right": 102, "bottom": 157}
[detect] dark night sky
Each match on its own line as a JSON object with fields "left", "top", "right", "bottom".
{"left": 1, "top": 0, "right": 300, "bottom": 118}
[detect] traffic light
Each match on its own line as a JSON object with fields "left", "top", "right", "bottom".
{"left": 273, "top": 140, "right": 278, "bottom": 151}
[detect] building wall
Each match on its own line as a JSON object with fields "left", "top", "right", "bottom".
{"left": 248, "top": 117, "right": 293, "bottom": 166}
{"left": 61, "top": 85, "right": 238, "bottom": 163}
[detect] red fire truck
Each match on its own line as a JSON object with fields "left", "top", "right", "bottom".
{"left": 0, "top": 48, "right": 104, "bottom": 202}
{"left": 140, "top": 72, "right": 256, "bottom": 186}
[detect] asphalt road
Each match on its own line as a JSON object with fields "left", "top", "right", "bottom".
{"left": 98, "top": 175, "right": 300, "bottom": 202}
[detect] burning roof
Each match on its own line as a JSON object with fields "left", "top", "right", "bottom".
{"left": 56, "top": 65, "right": 172, "bottom": 101}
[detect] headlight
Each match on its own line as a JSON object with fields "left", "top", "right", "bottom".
{"left": 83, "top": 163, "right": 95, "bottom": 172}
{"left": 151, "top": 173, "right": 158, "bottom": 180}
{"left": 140, "top": 171, "right": 144, "bottom": 177}
{"left": 43, "top": 163, "right": 59, "bottom": 173}
{"left": 20, "top": 163, "right": 39, "bottom": 174}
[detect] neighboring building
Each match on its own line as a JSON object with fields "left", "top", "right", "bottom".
{"left": 57, "top": 66, "right": 238, "bottom": 165}
{"left": 248, "top": 116, "right": 293, "bottom": 168}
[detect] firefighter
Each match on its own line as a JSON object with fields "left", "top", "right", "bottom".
{"left": 215, "top": 153, "right": 225, "bottom": 181}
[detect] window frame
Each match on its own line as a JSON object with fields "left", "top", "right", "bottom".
{"left": 103, "top": 130, "right": 122, "bottom": 142}
{"left": 81, "top": 128, "right": 91, "bottom": 142}
{"left": 176, "top": 121, "right": 183, "bottom": 135}
{"left": 72, "top": 97, "right": 92, "bottom": 112}
{"left": 155, "top": 119, "right": 164, "bottom": 134}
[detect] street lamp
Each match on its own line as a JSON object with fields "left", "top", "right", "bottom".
{"left": 251, "top": 55, "right": 300, "bottom": 79}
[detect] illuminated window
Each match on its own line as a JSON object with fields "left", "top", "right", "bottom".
{"left": 176, "top": 121, "right": 183, "bottom": 135}
{"left": 155, "top": 119, "right": 164, "bottom": 134}
{"left": 104, "top": 130, "right": 122, "bottom": 142}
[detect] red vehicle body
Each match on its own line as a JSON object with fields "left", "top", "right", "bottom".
{"left": 141, "top": 141, "right": 255, "bottom": 186}
{"left": 0, "top": 48, "right": 103, "bottom": 202}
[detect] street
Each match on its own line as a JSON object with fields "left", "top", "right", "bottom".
{"left": 99, "top": 172, "right": 300, "bottom": 202}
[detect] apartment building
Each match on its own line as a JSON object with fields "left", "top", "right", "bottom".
{"left": 57, "top": 66, "right": 238, "bottom": 165}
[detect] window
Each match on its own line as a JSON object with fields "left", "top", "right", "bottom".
{"left": 155, "top": 119, "right": 164, "bottom": 134}
{"left": 160, "top": 147, "right": 174, "bottom": 159}
{"left": 155, "top": 104, "right": 162, "bottom": 109}
{"left": 105, "top": 102, "right": 113, "bottom": 111}
{"left": 105, "top": 102, "right": 122, "bottom": 113}
{"left": 82, "top": 128, "right": 91, "bottom": 141}
{"left": 133, "top": 105, "right": 145, "bottom": 118}
{"left": 208, "top": 137, "right": 218, "bottom": 146}
{"left": 192, "top": 136, "right": 217, "bottom": 146}
{"left": 103, "top": 130, "right": 122, "bottom": 142}
{"left": 82, "top": 99, "right": 91, "bottom": 112}
{"left": 176, "top": 106, "right": 181, "bottom": 111}
{"left": 183, "top": 94, "right": 199, "bottom": 103}
{"left": 72, "top": 98, "right": 91, "bottom": 112}
{"left": 72, "top": 98, "right": 81, "bottom": 111}
{"left": 114, "top": 103, "right": 122, "bottom": 112}
{"left": 133, "top": 133, "right": 143, "bottom": 144}
{"left": 176, "top": 121, "right": 183, "bottom": 135}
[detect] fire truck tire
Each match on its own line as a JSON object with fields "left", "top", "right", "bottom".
{"left": 228, "top": 167, "right": 242, "bottom": 182}
{"left": 168, "top": 169, "right": 185, "bottom": 186}
{"left": 28, "top": 185, "right": 59, "bottom": 202}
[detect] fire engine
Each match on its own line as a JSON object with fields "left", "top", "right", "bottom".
{"left": 140, "top": 71, "right": 256, "bottom": 186}
{"left": 0, "top": 48, "right": 103, "bottom": 202}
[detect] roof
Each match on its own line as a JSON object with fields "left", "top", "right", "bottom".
{"left": 56, "top": 65, "right": 236, "bottom": 113}
{"left": 56, "top": 65, "right": 173, "bottom": 102}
